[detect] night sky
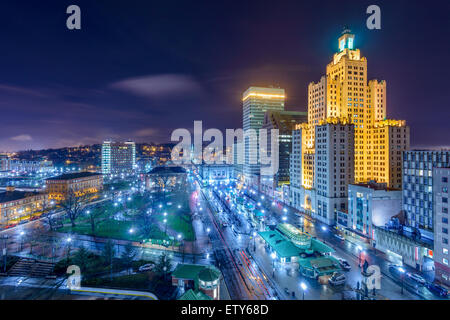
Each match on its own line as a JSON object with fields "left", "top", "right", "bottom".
{"left": 0, "top": 0, "right": 448, "bottom": 151}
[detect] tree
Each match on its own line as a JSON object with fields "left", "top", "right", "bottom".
{"left": 61, "top": 189, "right": 84, "bottom": 228}
{"left": 73, "top": 245, "right": 90, "bottom": 273}
{"left": 121, "top": 243, "right": 137, "bottom": 274}
{"left": 102, "top": 240, "right": 115, "bottom": 266}
{"left": 154, "top": 253, "right": 172, "bottom": 280}
{"left": 87, "top": 207, "right": 102, "bottom": 234}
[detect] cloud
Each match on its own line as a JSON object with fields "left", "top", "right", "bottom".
{"left": 135, "top": 128, "right": 158, "bottom": 137}
{"left": 10, "top": 134, "right": 33, "bottom": 141}
{"left": 110, "top": 74, "right": 202, "bottom": 98}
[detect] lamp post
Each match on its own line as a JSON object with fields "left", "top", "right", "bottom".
{"left": 19, "top": 231, "right": 25, "bottom": 252}
{"left": 300, "top": 282, "right": 307, "bottom": 300}
{"left": 66, "top": 237, "right": 72, "bottom": 264}
{"left": 398, "top": 267, "right": 405, "bottom": 295}
{"left": 357, "top": 245, "right": 363, "bottom": 267}
{"left": 270, "top": 252, "right": 276, "bottom": 278}
{"left": 177, "top": 234, "right": 184, "bottom": 263}
{"left": 2, "top": 235, "right": 8, "bottom": 273}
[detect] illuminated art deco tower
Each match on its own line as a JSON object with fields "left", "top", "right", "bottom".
{"left": 290, "top": 29, "right": 410, "bottom": 225}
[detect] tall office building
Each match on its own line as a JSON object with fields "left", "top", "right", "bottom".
{"left": 101, "top": 140, "right": 136, "bottom": 175}
{"left": 290, "top": 28, "right": 410, "bottom": 225}
{"left": 291, "top": 120, "right": 355, "bottom": 224}
{"left": 260, "top": 110, "right": 307, "bottom": 197}
{"left": 433, "top": 167, "right": 450, "bottom": 286}
{"left": 242, "top": 87, "right": 285, "bottom": 187}
{"left": 402, "top": 150, "right": 450, "bottom": 238}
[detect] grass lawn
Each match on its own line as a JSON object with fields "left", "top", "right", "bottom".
{"left": 156, "top": 213, "right": 195, "bottom": 241}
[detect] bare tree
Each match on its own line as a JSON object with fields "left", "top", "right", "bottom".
{"left": 61, "top": 189, "right": 85, "bottom": 228}
{"left": 87, "top": 206, "right": 103, "bottom": 234}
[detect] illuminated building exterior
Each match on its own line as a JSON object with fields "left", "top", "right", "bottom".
{"left": 101, "top": 140, "right": 136, "bottom": 175}
{"left": 45, "top": 172, "right": 103, "bottom": 201}
{"left": 291, "top": 120, "right": 355, "bottom": 225}
{"left": 260, "top": 110, "right": 307, "bottom": 197}
{"left": 199, "top": 164, "right": 234, "bottom": 186}
{"left": 433, "top": 167, "right": 450, "bottom": 286}
{"left": 403, "top": 150, "right": 450, "bottom": 238}
{"left": 0, "top": 186, "right": 47, "bottom": 225}
{"left": 172, "top": 264, "right": 222, "bottom": 300}
{"left": 242, "top": 87, "right": 285, "bottom": 187}
{"left": 339, "top": 181, "right": 402, "bottom": 240}
{"left": 290, "top": 29, "right": 409, "bottom": 225}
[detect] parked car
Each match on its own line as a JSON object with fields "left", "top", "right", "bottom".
{"left": 338, "top": 259, "right": 351, "bottom": 271}
{"left": 328, "top": 272, "right": 347, "bottom": 286}
{"left": 138, "top": 264, "right": 153, "bottom": 272}
{"left": 334, "top": 233, "right": 345, "bottom": 241}
{"left": 406, "top": 272, "right": 426, "bottom": 286}
{"left": 426, "top": 282, "right": 448, "bottom": 297}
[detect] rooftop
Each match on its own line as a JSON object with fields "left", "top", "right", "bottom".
{"left": 172, "top": 263, "right": 221, "bottom": 282}
{"left": 46, "top": 171, "right": 101, "bottom": 181}
{"left": 0, "top": 190, "right": 39, "bottom": 203}
{"left": 178, "top": 289, "right": 212, "bottom": 301}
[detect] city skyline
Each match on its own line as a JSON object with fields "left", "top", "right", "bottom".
{"left": 0, "top": 0, "right": 448, "bottom": 152}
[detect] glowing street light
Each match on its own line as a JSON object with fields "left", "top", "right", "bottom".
{"left": 129, "top": 228, "right": 134, "bottom": 234}
{"left": 300, "top": 282, "right": 307, "bottom": 300}
{"left": 282, "top": 216, "right": 287, "bottom": 222}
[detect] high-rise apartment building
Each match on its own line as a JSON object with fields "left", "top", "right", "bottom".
{"left": 433, "top": 167, "right": 450, "bottom": 286}
{"left": 402, "top": 150, "right": 450, "bottom": 238}
{"left": 290, "top": 29, "right": 410, "bottom": 225}
{"left": 242, "top": 87, "right": 285, "bottom": 187}
{"left": 101, "top": 140, "right": 136, "bottom": 175}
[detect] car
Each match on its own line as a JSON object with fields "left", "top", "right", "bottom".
{"left": 426, "top": 282, "right": 448, "bottom": 297}
{"left": 328, "top": 272, "right": 347, "bottom": 286}
{"left": 406, "top": 272, "right": 426, "bottom": 286}
{"left": 334, "top": 233, "right": 345, "bottom": 241}
{"left": 138, "top": 264, "right": 153, "bottom": 272}
{"left": 338, "top": 259, "right": 351, "bottom": 271}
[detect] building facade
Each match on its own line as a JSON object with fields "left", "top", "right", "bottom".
{"left": 433, "top": 167, "right": 450, "bottom": 286}
{"left": 101, "top": 140, "right": 136, "bottom": 175}
{"left": 45, "top": 172, "right": 103, "bottom": 201}
{"left": 260, "top": 110, "right": 307, "bottom": 197}
{"left": 340, "top": 181, "right": 402, "bottom": 240}
{"left": 242, "top": 87, "right": 285, "bottom": 187}
{"left": 199, "top": 164, "right": 234, "bottom": 186}
{"left": 0, "top": 186, "right": 47, "bottom": 225}
{"left": 291, "top": 120, "right": 355, "bottom": 225}
{"left": 402, "top": 150, "right": 450, "bottom": 239}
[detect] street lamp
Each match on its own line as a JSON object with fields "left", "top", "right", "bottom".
{"left": 270, "top": 252, "right": 276, "bottom": 277}
{"left": 19, "top": 231, "right": 25, "bottom": 252}
{"left": 129, "top": 228, "right": 134, "bottom": 234}
{"left": 282, "top": 216, "right": 287, "bottom": 222}
{"left": 300, "top": 282, "right": 307, "bottom": 300}
{"left": 357, "top": 245, "right": 363, "bottom": 267}
{"left": 398, "top": 267, "right": 405, "bottom": 294}
{"left": 321, "top": 226, "right": 327, "bottom": 231}
{"left": 66, "top": 237, "right": 72, "bottom": 263}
